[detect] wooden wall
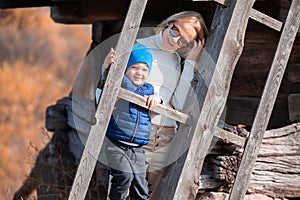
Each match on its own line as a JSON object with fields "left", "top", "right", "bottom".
{"left": 227, "top": 16, "right": 300, "bottom": 129}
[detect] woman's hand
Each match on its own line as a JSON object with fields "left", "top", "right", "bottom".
{"left": 186, "top": 38, "right": 204, "bottom": 62}
{"left": 145, "top": 94, "right": 162, "bottom": 110}
{"left": 103, "top": 47, "right": 116, "bottom": 70}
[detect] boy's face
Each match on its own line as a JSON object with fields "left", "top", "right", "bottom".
{"left": 125, "top": 62, "right": 149, "bottom": 86}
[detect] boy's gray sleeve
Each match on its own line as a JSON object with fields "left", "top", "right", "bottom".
{"left": 102, "top": 65, "right": 109, "bottom": 81}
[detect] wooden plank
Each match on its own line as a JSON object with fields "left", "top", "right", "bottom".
{"left": 184, "top": 0, "right": 226, "bottom": 6}
{"left": 120, "top": 89, "right": 291, "bottom": 144}
{"left": 229, "top": 1, "right": 300, "bottom": 199}
{"left": 67, "top": 0, "right": 148, "bottom": 199}
{"left": 214, "top": 127, "right": 246, "bottom": 147}
{"left": 156, "top": 0, "right": 256, "bottom": 199}
{"left": 249, "top": 8, "right": 282, "bottom": 31}
{"left": 118, "top": 88, "right": 191, "bottom": 125}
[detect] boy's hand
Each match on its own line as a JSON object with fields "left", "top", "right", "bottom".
{"left": 103, "top": 48, "right": 116, "bottom": 70}
{"left": 145, "top": 94, "right": 161, "bottom": 110}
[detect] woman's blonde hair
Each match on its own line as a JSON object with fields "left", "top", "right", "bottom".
{"left": 154, "top": 11, "right": 209, "bottom": 41}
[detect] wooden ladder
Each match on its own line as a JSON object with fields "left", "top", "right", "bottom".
{"left": 68, "top": 0, "right": 300, "bottom": 199}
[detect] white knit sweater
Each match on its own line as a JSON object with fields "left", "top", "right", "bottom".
{"left": 137, "top": 32, "right": 196, "bottom": 127}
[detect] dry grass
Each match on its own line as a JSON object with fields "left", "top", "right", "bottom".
{"left": 0, "top": 7, "right": 91, "bottom": 199}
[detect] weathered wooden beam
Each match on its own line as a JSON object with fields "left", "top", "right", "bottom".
{"left": 199, "top": 123, "right": 300, "bottom": 197}
{"left": 249, "top": 8, "right": 282, "bottom": 31}
{"left": 118, "top": 88, "right": 191, "bottom": 125}
{"left": 184, "top": 0, "right": 226, "bottom": 6}
{"left": 67, "top": 0, "right": 148, "bottom": 199}
{"left": 119, "top": 88, "right": 247, "bottom": 145}
{"left": 250, "top": 122, "right": 300, "bottom": 198}
{"left": 214, "top": 127, "right": 246, "bottom": 147}
{"left": 172, "top": 0, "right": 257, "bottom": 197}
{"left": 229, "top": 1, "right": 300, "bottom": 199}
{"left": 156, "top": 0, "right": 257, "bottom": 199}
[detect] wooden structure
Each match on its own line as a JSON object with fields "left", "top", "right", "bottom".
{"left": 1, "top": 0, "right": 299, "bottom": 129}
{"left": 2, "top": 0, "right": 299, "bottom": 199}
{"left": 67, "top": 0, "right": 300, "bottom": 199}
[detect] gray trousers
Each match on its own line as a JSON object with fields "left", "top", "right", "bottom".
{"left": 105, "top": 138, "right": 149, "bottom": 200}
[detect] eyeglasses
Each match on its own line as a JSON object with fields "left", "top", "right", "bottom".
{"left": 169, "top": 24, "right": 189, "bottom": 47}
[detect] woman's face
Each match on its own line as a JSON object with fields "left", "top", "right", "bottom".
{"left": 161, "top": 20, "right": 198, "bottom": 51}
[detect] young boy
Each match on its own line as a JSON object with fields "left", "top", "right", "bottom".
{"left": 101, "top": 42, "right": 161, "bottom": 200}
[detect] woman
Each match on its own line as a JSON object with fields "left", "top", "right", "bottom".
{"left": 138, "top": 11, "right": 209, "bottom": 199}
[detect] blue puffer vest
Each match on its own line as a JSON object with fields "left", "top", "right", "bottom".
{"left": 106, "top": 76, "right": 154, "bottom": 145}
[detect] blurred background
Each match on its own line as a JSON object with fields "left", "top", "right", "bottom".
{"left": 0, "top": 7, "right": 91, "bottom": 198}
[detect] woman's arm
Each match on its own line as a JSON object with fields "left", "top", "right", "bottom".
{"left": 171, "top": 40, "right": 204, "bottom": 111}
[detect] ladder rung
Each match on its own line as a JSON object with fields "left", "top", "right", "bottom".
{"left": 214, "top": 127, "right": 246, "bottom": 147}
{"left": 249, "top": 8, "right": 282, "bottom": 31}
{"left": 118, "top": 88, "right": 191, "bottom": 125}
{"left": 184, "top": 0, "right": 226, "bottom": 6}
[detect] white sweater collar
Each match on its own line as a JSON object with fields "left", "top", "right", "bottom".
{"left": 137, "top": 31, "right": 177, "bottom": 54}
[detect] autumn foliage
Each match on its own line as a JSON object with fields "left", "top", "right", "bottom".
{"left": 0, "top": 7, "right": 91, "bottom": 198}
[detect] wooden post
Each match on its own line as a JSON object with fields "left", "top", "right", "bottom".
{"left": 67, "top": 0, "right": 148, "bottom": 199}
{"left": 157, "top": 0, "right": 257, "bottom": 199}
{"left": 229, "top": 1, "right": 300, "bottom": 199}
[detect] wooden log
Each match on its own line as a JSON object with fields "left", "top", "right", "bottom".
{"left": 249, "top": 123, "right": 300, "bottom": 198}
{"left": 198, "top": 123, "right": 300, "bottom": 198}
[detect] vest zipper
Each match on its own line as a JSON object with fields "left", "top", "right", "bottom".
{"left": 130, "top": 88, "right": 142, "bottom": 142}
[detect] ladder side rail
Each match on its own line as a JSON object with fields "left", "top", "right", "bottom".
{"left": 229, "top": 1, "right": 300, "bottom": 199}
{"left": 68, "top": 0, "right": 148, "bottom": 199}
{"left": 172, "top": 0, "right": 256, "bottom": 199}
{"left": 157, "top": 0, "right": 256, "bottom": 198}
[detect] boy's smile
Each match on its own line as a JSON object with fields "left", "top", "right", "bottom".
{"left": 125, "top": 62, "right": 149, "bottom": 86}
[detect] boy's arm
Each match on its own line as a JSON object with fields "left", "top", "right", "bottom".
{"left": 98, "top": 47, "right": 116, "bottom": 89}
{"left": 171, "top": 40, "right": 204, "bottom": 111}
{"left": 145, "top": 83, "right": 162, "bottom": 110}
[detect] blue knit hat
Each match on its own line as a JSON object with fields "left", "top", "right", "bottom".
{"left": 126, "top": 42, "right": 152, "bottom": 72}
